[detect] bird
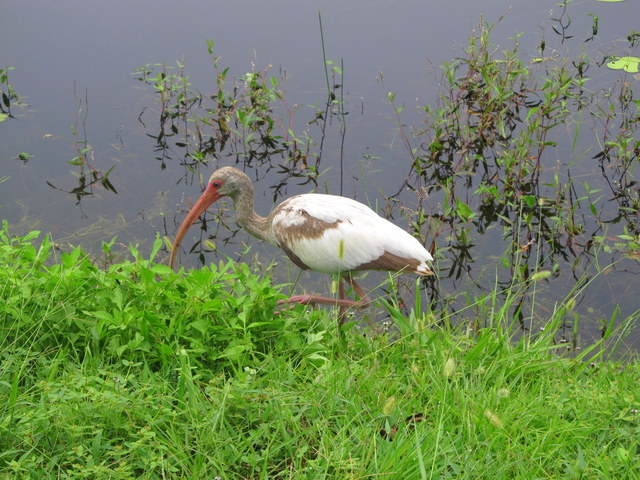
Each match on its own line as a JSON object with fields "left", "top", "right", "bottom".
{"left": 169, "top": 166, "right": 434, "bottom": 323}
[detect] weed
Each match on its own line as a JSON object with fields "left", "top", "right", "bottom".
{"left": 0, "top": 224, "right": 638, "bottom": 478}
{"left": 133, "top": 49, "right": 319, "bottom": 188}
{"left": 378, "top": 18, "right": 638, "bottom": 339}
{"left": 0, "top": 66, "right": 24, "bottom": 122}
{"left": 44, "top": 87, "right": 118, "bottom": 213}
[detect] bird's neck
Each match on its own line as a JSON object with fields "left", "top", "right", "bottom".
{"left": 234, "top": 191, "right": 271, "bottom": 242}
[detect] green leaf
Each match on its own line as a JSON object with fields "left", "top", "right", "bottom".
{"left": 149, "top": 234, "right": 163, "bottom": 262}
{"left": 189, "top": 318, "right": 210, "bottom": 335}
{"left": 218, "top": 344, "right": 247, "bottom": 361}
{"left": 86, "top": 310, "right": 114, "bottom": 322}
{"left": 606, "top": 56, "right": 640, "bottom": 73}
{"left": 455, "top": 199, "right": 475, "bottom": 221}
{"left": 522, "top": 195, "right": 537, "bottom": 208}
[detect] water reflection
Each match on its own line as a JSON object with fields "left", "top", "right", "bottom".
{"left": 387, "top": 19, "right": 639, "bottom": 340}
{"left": 44, "top": 88, "right": 118, "bottom": 216}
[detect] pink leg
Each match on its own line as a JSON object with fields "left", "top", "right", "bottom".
{"left": 277, "top": 275, "right": 371, "bottom": 324}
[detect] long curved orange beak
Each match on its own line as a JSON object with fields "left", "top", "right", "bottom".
{"left": 169, "top": 182, "right": 222, "bottom": 269}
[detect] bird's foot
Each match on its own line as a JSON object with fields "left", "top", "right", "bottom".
{"left": 277, "top": 295, "right": 319, "bottom": 306}
{"left": 274, "top": 295, "right": 316, "bottom": 315}
{"left": 275, "top": 294, "right": 369, "bottom": 325}
{"left": 277, "top": 294, "right": 368, "bottom": 309}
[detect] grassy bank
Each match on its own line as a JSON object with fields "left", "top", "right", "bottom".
{"left": 1, "top": 224, "right": 638, "bottom": 479}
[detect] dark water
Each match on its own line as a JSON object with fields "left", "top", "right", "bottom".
{"left": 1, "top": 0, "right": 638, "bottom": 349}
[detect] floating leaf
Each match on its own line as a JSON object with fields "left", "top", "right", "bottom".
{"left": 606, "top": 56, "right": 640, "bottom": 73}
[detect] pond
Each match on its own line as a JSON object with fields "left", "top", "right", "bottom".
{"left": 1, "top": 0, "right": 638, "bottom": 350}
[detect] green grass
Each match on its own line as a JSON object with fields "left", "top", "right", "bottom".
{"left": 1, "top": 223, "right": 638, "bottom": 479}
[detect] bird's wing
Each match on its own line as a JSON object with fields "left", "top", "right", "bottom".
{"left": 272, "top": 194, "right": 432, "bottom": 274}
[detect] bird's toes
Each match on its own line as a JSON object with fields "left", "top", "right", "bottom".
{"left": 277, "top": 295, "right": 316, "bottom": 306}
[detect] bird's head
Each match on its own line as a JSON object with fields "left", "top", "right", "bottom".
{"left": 204, "top": 166, "right": 250, "bottom": 199}
{"left": 169, "top": 166, "right": 250, "bottom": 268}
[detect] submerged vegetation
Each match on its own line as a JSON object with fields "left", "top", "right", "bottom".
{"left": 388, "top": 20, "right": 639, "bottom": 330}
{"left": 1, "top": 224, "right": 638, "bottom": 479}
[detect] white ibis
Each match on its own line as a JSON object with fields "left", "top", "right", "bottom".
{"left": 169, "top": 166, "right": 434, "bottom": 323}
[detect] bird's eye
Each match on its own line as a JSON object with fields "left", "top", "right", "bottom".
{"left": 212, "top": 181, "right": 222, "bottom": 188}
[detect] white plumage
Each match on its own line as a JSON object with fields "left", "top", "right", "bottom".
{"left": 271, "top": 194, "right": 433, "bottom": 275}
